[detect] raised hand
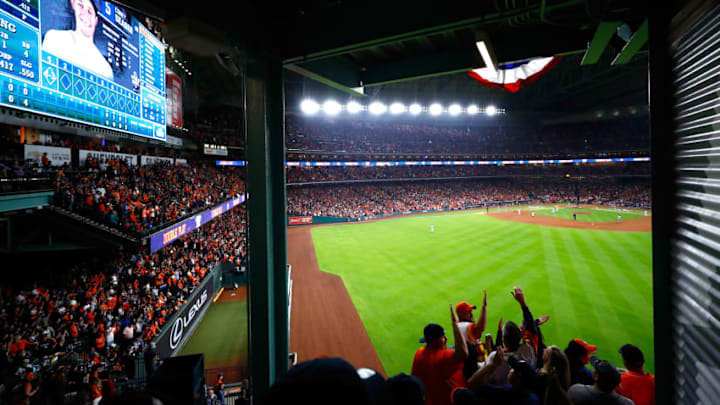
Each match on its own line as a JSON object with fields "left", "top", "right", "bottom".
{"left": 511, "top": 286, "right": 526, "bottom": 307}
{"left": 450, "top": 303, "right": 458, "bottom": 323}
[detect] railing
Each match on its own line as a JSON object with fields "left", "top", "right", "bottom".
{"left": 205, "top": 365, "right": 249, "bottom": 386}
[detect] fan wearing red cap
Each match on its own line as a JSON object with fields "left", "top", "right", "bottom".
{"left": 564, "top": 339, "right": 598, "bottom": 386}
{"left": 455, "top": 290, "right": 488, "bottom": 379}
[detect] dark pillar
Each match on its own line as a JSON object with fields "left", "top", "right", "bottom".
{"left": 648, "top": 5, "right": 674, "bottom": 405}
{"left": 245, "top": 55, "right": 288, "bottom": 401}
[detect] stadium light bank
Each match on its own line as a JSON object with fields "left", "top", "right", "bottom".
{"left": 300, "top": 99, "right": 504, "bottom": 117}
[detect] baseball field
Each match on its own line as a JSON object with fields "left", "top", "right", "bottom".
{"left": 295, "top": 206, "right": 653, "bottom": 377}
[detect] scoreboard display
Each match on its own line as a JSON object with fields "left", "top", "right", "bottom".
{"left": 0, "top": 0, "right": 166, "bottom": 140}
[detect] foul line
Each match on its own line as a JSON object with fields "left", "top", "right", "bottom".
{"left": 213, "top": 287, "right": 225, "bottom": 303}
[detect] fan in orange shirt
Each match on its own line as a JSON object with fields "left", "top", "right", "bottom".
{"left": 615, "top": 344, "right": 654, "bottom": 405}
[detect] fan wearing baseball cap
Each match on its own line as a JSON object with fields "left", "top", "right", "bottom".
{"left": 568, "top": 356, "right": 634, "bottom": 405}
{"left": 564, "top": 338, "right": 597, "bottom": 386}
{"left": 455, "top": 290, "right": 488, "bottom": 379}
{"left": 616, "top": 344, "right": 654, "bottom": 405}
{"left": 411, "top": 304, "right": 468, "bottom": 405}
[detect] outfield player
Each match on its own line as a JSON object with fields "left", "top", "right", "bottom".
{"left": 617, "top": 215, "right": 622, "bottom": 223}
{"left": 431, "top": 224, "right": 434, "bottom": 233}
{"left": 455, "top": 291, "right": 488, "bottom": 379}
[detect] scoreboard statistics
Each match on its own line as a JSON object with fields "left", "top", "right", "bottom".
{"left": 0, "top": 0, "right": 166, "bottom": 140}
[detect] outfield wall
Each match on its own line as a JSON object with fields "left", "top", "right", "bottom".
{"left": 153, "top": 264, "right": 223, "bottom": 357}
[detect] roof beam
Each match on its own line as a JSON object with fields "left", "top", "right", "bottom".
{"left": 360, "top": 49, "right": 481, "bottom": 87}
{"left": 581, "top": 21, "right": 622, "bottom": 65}
{"left": 284, "top": 58, "right": 364, "bottom": 97}
{"left": 282, "top": 0, "right": 585, "bottom": 64}
{"left": 612, "top": 19, "right": 648, "bottom": 65}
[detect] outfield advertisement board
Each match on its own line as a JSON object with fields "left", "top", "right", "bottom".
{"left": 155, "top": 271, "right": 216, "bottom": 357}
{"left": 149, "top": 195, "right": 246, "bottom": 253}
{"left": 140, "top": 155, "right": 174, "bottom": 166}
{"left": 289, "top": 216, "right": 313, "bottom": 224}
{"left": 79, "top": 149, "right": 138, "bottom": 166}
{"left": 23, "top": 144, "right": 71, "bottom": 166}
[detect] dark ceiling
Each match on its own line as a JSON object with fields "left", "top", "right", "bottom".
{"left": 124, "top": 0, "right": 649, "bottom": 116}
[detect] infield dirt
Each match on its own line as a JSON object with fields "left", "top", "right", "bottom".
{"left": 487, "top": 209, "right": 651, "bottom": 232}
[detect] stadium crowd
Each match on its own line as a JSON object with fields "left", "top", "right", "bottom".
{"left": 286, "top": 164, "right": 650, "bottom": 184}
{"left": 286, "top": 181, "right": 651, "bottom": 218}
{"left": 286, "top": 116, "right": 649, "bottom": 156}
{"left": 0, "top": 206, "right": 246, "bottom": 405}
{"left": 266, "top": 287, "right": 654, "bottom": 405}
{"left": 53, "top": 160, "right": 245, "bottom": 235}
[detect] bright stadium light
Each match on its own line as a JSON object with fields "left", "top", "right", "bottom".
{"left": 301, "top": 99, "right": 320, "bottom": 115}
{"left": 369, "top": 102, "right": 387, "bottom": 115}
{"left": 448, "top": 104, "right": 462, "bottom": 116}
{"left": 467, "top": 105, "right": 479, "bottom": 115}
{"left": 323, "top": 100, "right": 342, "bottom": 115}
{"left": 346, "top": 101, "right": 363, "bottom": 114}
{"left": 429, "top": 103, "right": 443, "bottom": 116}
{"left": 390, "top": 102, "right": 406, "bottom": 114}
{"left": 485, "top": 105, "right": 497, "bottom": 116}
{"left": 409, "top": 103, "right": 422, "bottom": 115}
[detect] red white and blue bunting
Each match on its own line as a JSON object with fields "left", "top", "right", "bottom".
{"left": 468, "top": 56, "right": 563, "bottom": 93}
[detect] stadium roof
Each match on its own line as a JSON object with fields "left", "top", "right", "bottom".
{"left": 128, "top": 0, "right": 650, "bottom": 115}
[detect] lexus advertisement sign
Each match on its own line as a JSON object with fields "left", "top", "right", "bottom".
{"left": 155, "top": 275, "right": 215, "bottom": 357}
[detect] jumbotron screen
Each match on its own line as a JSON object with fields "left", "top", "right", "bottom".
{"left": 0, "top": 0, "right": 166, "bottom": 140}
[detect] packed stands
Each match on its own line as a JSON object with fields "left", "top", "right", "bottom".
{"left": 286, "top": 116, "right": 649, "bottom": 157}
{"left": 286, "top": 163, "right": 650, "bottom": 184}
{"left": 287, "top": 180, "right": 650, "bottom": 218}
{"left": 52, "top": 160, "right": 244, "bottom": 235}
{"left": 0, "top": 206, "right": 246, "bottom": 404}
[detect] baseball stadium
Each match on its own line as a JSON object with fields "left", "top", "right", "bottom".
{"left": 0, "top": 1, "right": 716, "bottom": 405}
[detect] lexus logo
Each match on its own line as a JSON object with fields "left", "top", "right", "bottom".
{"left": 168, "top": 290, "right": 208, "bottom": 350}
{"left": 169, "top": 317, "right": 184, "bottom": 349}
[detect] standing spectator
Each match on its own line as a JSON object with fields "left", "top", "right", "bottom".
{"left": 482, "top": 288, "right": 537, "bottom": 387}
{"left": 568, "top": 357, "right": 633, "bottom": 405}
{"left": 565, "top": 339, "right": 597, "bottom": 386}
{"left": 455, "top": 291, "right": 488, "bottom": 379}
{"left": 535, "top": 346, "right": 572, "bottom": 405}
{"left": 616, "top": 344, "right": 654, "bottom": 405}
{"left": 411, "top": 304, "right": 468, "bottom": 405}
{"left": 144, "top": 342, "right": 158, "bottom": 377}
{"left": 466, "top": 351, "right": 539, "bottom": 405}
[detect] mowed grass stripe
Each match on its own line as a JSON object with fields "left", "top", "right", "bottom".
{"left": 550, "top": 231, "right": 611, "bottom": 347}
{"left": 309, "top": 213, "right": 653, "bottom": 376}
{"left": 587, "top": 232, "right": 653, "bottom": 306}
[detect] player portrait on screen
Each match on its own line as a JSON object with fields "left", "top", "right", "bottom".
{"left": 41, "top": 0, "right": 114, "bottom": 80}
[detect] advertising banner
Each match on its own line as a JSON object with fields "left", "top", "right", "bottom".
{"left": 166, "top": 135, "right": 183, "bottom": 147}
{"left": 140, "top": 155, "right": 174, "bottom": 166}
{"left": 288, "top": 216, "right": 313, "bottom": 225}
{"left": 166, "top": 68, "right": 183, "bottom": 128}
{"left": 175, "top": 158, "right": 188, "bottom": 166}
{"left": 149, "top": 195, "right": 245, "bottom": 253}
{"left": 23, "top": 145, "right": 71, "bottom": 167}
{"left": 203, "top": 144, "right": 228, "bottom": 156}
{"left": 79, "top": 150, "right": 138, "bottom": 166}
{"left": 154, "top": 272, "right": 215, "bottom": 357}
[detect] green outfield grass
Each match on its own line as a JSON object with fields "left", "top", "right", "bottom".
{"left": 535, "top": 207, "right": 644, "bottom": 222}
{"left": 179, "top": 299, "right": 248, "bottom": 368}
{"left": 311, "top": 210, "right": 653, "bottom": 376}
